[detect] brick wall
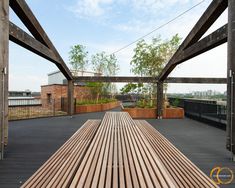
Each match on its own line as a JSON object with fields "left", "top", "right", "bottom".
{"left": 41, "top": 84, "right": 92, "bottom": 111}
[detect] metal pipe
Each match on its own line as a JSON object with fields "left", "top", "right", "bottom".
{"left": 1, "top": 72, "right": 4, "bottom": 159}
{"left": 227, "top": 0, "right": 235, "bottom": 157}
{"left": 230, "top": 70, "right": 234, "bottom": 160}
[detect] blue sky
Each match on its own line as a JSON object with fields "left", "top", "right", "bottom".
{"left": 9, "top": 0, "right": 227, "bottom": 93}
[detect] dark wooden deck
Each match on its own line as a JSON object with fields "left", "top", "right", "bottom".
{"left": 0, "top": 108, "right": 235, "bottom": 187}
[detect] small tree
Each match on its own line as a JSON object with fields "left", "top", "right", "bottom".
{"left": 91, "top": 52, "right": 119, "bottom": 101}
{"left": 69, "top": 44, "right": 88, "bottom": 75}
{"left": 130, "top": 34, "right": 181, "bottom": 106}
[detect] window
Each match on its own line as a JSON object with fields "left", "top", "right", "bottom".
{"left": 47, "top": 93, "right": 52, "bottom": 104}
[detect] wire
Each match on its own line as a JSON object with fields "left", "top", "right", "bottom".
{"left": 111, "top": 0, "right": 206, "bottom": 55}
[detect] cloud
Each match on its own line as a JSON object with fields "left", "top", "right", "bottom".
{"left": 69, "top": 0, "right": 113, "bottom": 18}
{"left": 69, "top": 0, "right": 206, "bottom": 19}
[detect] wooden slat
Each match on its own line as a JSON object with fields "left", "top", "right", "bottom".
{"left": 135, "top": 120, "right": 219, "bottom": 188}
{"left": 122, "top": 113, "right": 176, "bottom": 187}
{"left": 21, "top": 120, "right": 101, "bottom": 188}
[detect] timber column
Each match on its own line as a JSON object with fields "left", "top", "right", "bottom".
{"left": 226, "top": 0, "right": 235, "bottom": 157}
{"left": 67, "top": 80, "right": 74, "bottom": 116}
{"left": 0, "top": 0, "right": 9, "bottom": 159}
{"left": 157, "top": 81, "right": 164, "bottom": 119}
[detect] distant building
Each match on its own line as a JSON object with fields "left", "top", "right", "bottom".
{"left": 48, "top": 70, "right": 102, "bottom": 85}
{"left": 41, "top": 70, "right": 100, "bottom": 110}
{"left": 9, "top": 90, "right": 32, "bottom": 98}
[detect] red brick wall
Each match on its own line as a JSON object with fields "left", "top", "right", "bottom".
{"left": 41, "top": 84, "right": 92, "bottom": 110}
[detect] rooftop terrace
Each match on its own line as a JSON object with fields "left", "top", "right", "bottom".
{"left": 0, "top": 108, "right": 234, "bottom": 188}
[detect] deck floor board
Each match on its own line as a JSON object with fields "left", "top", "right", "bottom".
{"left": 0, "top": 108, "right": 235, "bottom": 188}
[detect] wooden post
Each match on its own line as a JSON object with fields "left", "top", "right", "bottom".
{"left": 67, "top": 80, "right": 74, "bottom": 116}
{"left": 157, "top": 82, "right": 164, "bottom": 119}
{"left": 0, "top": 0, "right": 9, "bottom": 160}
{"left": 226, "top": 0, "right": 235, "bottom": 157}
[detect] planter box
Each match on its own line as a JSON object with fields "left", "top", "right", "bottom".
{"left": 122, "top": 108, "right": 157, "bottom": 119}
{"left": 75, "top": 104, "right": 102, "bottom": 113}
{"left": 75, "top": 101, "right": 120, "bottom": 114}
{"left": 163, "top": 107, "right": 184, "bottom": 119}
{"left": 122, "top": 107, "right": 184, "bottom": 119}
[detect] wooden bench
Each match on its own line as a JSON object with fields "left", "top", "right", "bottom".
{"left": 22, "top": 120, "right": 101, "bottom": 188}
{"left": 69, "top": 112, "right": 175, "bottom": 188}
{"left": 22, "top": 112, "right": 218, "bottom": 188}
{"left": 135, "top": 120, "right": 218, "bottom": 188}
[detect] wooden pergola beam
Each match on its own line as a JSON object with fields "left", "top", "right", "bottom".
{"left": 165, "top": 77, "right": 227, "bottom": 84}
{"left": 74, "top": 76, "right": 227, "bottom": 84}
{"left": 9, "top": 22, "right": 58, "bottom": 64}
{"left": 74, "top": 76, "right": 157, "bottom": 83}
{"left": 182, "top": 0, "right": 227, "bottom": 49}
{"left": 0, "top": 0, "right": 9, "bottom": 159}
{"left": 175, "top": 24, "right": 227, "bottom": 64}
{"left": 10, "top": 0, "right": 73, "bottom": 80}
{"left": 158, "top": 0, "right": 228, "bottom": 81}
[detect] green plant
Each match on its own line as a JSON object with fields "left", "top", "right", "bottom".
{"left": 91, "top": 52, "right": 120, "bottom": 101}
{"left": 76, "top": 98, "right": 117, "bottom": 106}
{"left": 172, "top": 98, "right": 180, "bottom": 107}
{"left": 130, "top": 34, "right": 181, "bottom": 102}
{"left": 136, "top": 98, "right": 156, "bottom": 108}
{"left": 69, "top": 44, "right": 88, "bottom": 74}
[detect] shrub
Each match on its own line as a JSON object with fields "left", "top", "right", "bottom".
{"left": 76, "top": 98, "right": 117, "bottom": 106}
{"left": 172, "top": 98, "right": 180, "bottom": 107}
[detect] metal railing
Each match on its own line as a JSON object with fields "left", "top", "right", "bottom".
{"left": 8, "top": 98, "right": 67, "bottom": 120}
{"left": 168, "top": 97, "right": 227, "bottom": 129}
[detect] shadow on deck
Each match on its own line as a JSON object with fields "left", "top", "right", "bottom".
{"left": 0, "top": 107, "right": 234, "bottom": 188}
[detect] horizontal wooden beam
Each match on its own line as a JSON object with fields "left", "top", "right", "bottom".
{"left": 74, "top": 76, "right": 227, "bottom": 84}
{"left": 9, "top": 22, "right": 57, "bottom": 63}
{"left": 165, "top": 77, "right": 227, "bottom": 84}
{"left": 158, "top": 0, "right": 228, "bottom": 81}
{"left": 10, "top": 0, "right": 73, "bottom": 80}
{"left": 9, "top": 22, "right": 72, "bottom": 78}
{"left": 175, "top": 24, "right": 227, "bottom": 64}
{"left": 10, "top": 0, "right": 48, "bottom": 46}
{"left": 74, "top": 76, "right": 157, "bottom": 83}
{"left": 182, "top": 0, "right": 228, "bottom": 49}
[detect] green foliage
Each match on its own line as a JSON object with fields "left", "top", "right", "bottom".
{"left": 120, "top": 83, "right": 143, "bottom": 94}
{"left": 91, "top": 52, "right": 120, "bottom": 99}
{"left": 130, "top": 34, "right": 181, "bottom": 103}
{"left": 76, "top": 98, "right": 117, "bottom": 105}
{"left": 131, "top": 34, "right": 181, "bottom": 77}
{"left": 86, "top": 82, "right": 104, "bottom": 102}
{"left": 91, "top": 52, "right": 119, "bottom": 76}
{"left": 69, "top": 45, "right": 88, "bottom": 73}
{"left": 172, "top": 98, "right": 180, "bottom": 107}
{"left": 136, "top": 99, "right": 156, "bottom": 108}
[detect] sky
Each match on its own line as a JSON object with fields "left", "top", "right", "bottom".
{"left": 9, "top": 0, "right": 228, "bottom": 93}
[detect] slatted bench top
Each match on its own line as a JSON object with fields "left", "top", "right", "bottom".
{"left": 135, "top": 120, "right": 218, "bottom": 188}
{"left": 22, "top": 112, "right": 218, "bottom": 188}
{"left": 22, "top": 120, "right": 101, "bottom": 188}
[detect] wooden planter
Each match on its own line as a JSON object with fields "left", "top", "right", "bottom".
{"left": 122, "top": 108, "right": 157, "bottom": 119}
{"left": 163, "top": 107, "right": 184, "bottom": 119}
{"left": 122, "top": 107, "right": 184, "bottom": 119}
{"left": 75, "top": 101, "right": 120, "bottom": 114}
